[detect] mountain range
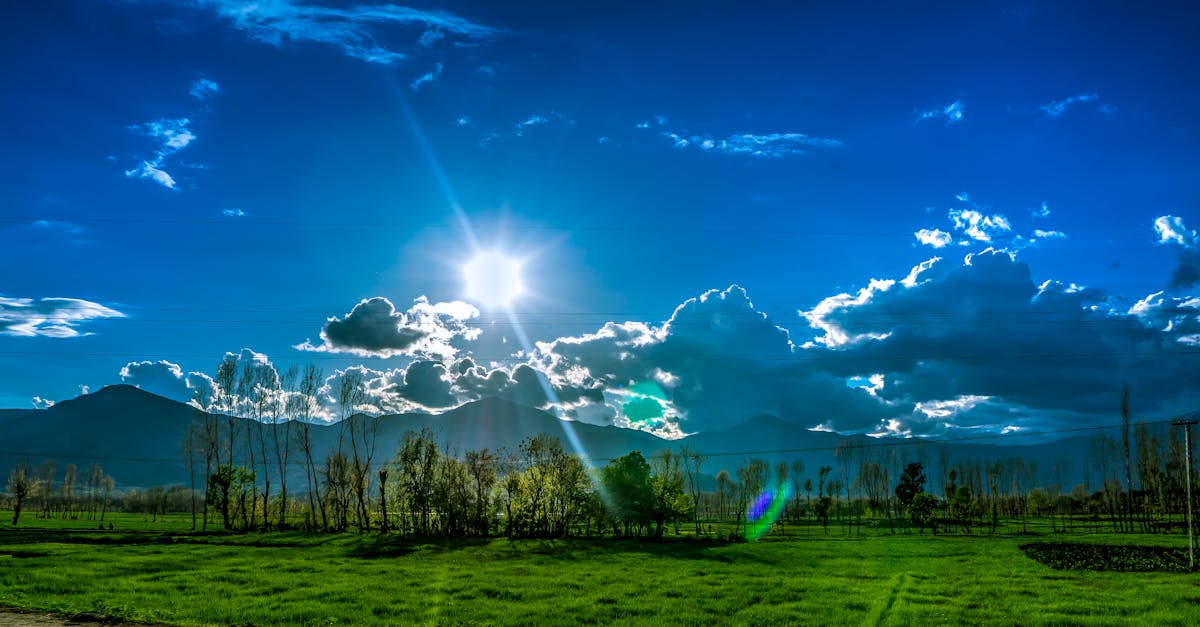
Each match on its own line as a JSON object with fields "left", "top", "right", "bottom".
{"left": 0, "top": 385, "right": 1101, "bottom": 490}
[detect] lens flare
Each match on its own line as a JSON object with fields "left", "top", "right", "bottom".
{"left": 745, "top": 482, "right": 792, "bottom": 541}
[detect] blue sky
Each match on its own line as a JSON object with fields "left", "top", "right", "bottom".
{"left": 2, "top": 0, "right": 1199, "bottom": 439}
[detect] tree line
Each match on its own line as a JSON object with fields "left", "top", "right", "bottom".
{"left": 6, "top": 369, "right": 1197, "bottom": 540}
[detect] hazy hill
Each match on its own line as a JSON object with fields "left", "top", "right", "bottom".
{"left": 0, "top": 385, "right": 1099, "bottom": 489}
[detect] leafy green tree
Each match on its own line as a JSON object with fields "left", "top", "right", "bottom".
{"left": 601, "top": 451, "right": 653, "bottom": 537}
{"left": 649, "top": 450, "right": 691, "bottom": 538}
{"left": 895, "top": 462, "right": 927, "bottom": 511}
{"left": 910, "top": 493, "right": 938, "bottom": 534}
{"left": 206, "top": 463, "right": 255, "bottom": 531}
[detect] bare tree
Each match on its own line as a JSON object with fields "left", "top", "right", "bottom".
{"left": 1121, "top": 384, "right": 1134, "bottom": 532}
{"left": 292, "top": 364, "right": 325, "bottom": 530}
{"left": 273, "top": 365, "right": 299, "bottom": 529}
{"left": 7, "top": 464, "right": 40, "bottom": 525}
{"left": 679, "top": 443, "right": 707, "bottom": 536}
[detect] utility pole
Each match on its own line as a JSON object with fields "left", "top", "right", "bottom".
{"left": 1173, "top": 418, "right": 1197, "bottom": 571}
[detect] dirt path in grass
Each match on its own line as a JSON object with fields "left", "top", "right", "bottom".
{"left": 0, "top": 611, "right": 81, "bottom": 625}
{"left": 0, "top": 610, "right": 163, "bottom": 625}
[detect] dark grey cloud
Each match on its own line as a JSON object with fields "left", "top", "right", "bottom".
{"left": 1154, "top": 215, "right": 1200, "bottom": 291}
{"left": 801, "top": 249, "right": 1200, "bottom": 433}
{"left": 295, "top": 296, "right": 480, "bottom": 359}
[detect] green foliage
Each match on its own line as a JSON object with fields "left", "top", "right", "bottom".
{"left": 600, "top": 451, "right": 652, "bottom": 536}
{"left": 894, "top": 462, "right": 926, "bottom": 509}
{"left": 1021, "top": 542, "right": 1193, "bottom": 573}
{"left": 909, "top": 493, "right": 938, "bottom": 534}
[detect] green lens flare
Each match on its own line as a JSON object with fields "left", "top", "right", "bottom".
{"left": 745, "top": 482, "right": 792, "bottom": 541}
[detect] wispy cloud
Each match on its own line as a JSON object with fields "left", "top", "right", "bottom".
{"left": 1031, "top": 201, "right": 1051, "bottom": 218}
{"left": 1040, "top": 93, "right": 1107, "bottom": 117}
{"left": 417, "top": 29, "right": 445, "bottom": 48}
{"left": 649, "top": 123, "right": 842, "bottom": 158}
{"left": 221, "top": 208, "right": 246, "bottom": 218}
{"left": 0, "top": 296, "right": 124, "bottom": 338}
{"left": 125, "top": 118, "right": 195, "bottom": 190}
{"left": 916, "top": 100, "right": 964, "bottom": 125}
{"left": 477, "top": 112, "right": 574, "bottom": 147}
{"left": 189, "top": 76, "right": 220, "bottom": 101}
{"left": 193, "top": 0, "right": 496, "bottom": 64}
{"left": 410, "top": 62, "right": 443, "bottom": 91}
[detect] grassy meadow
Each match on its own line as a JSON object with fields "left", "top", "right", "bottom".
{"left": 1, "top": 514, "right": 1199, "bottom": 625}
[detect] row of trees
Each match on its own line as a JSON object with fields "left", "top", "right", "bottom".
{"left": 5, "top": 461, "right": 117, "bottom": 525}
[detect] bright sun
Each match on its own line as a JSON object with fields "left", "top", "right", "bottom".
{"left": 463, "top": 251, "right": 524, "bottom": 308}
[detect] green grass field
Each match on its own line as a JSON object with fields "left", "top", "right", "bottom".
{"left": 2, "top": 514, "right": 1199, "bottom": 625}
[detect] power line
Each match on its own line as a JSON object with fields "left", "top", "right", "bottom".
{"left": 1, "top": 349, "right": 1198, "bottom": 362}
{"left": 0, "top": 214, "right": 1164, "bottom": 242}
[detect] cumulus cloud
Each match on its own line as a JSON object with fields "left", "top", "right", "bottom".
{"left": 525, "top": 285, "right": 897, "bottom": 437}
{"left": 191, "top": 0, "right": 496, "bottom": 64}
{"left": 1040, "top": 93, "right": 1104, "bottom": 117}
{"left": 949, "top": 208, "right": 1011, "bottom": 242}
{"left": 916, "top": 100, "right": 964, "bottom": 124}
{"left": 295, "top": 296, "right": 481, "bottom": 359}
{"left": 118, "top": 359, "right": 214, "bottom": 403}
{"left": 1154, "top": 215, "right": 1200, "bottom": 291}
{"left": 189, "top": 76, "right": 220, "bottom": 100}
{"left": 916, "top": 195, "right": 1067, "bottom": 255}
{"left": 125, "top": 118, "right": 196, "bottom": 190}
{"left": 31, "top": 396, "right": 55, "bottom": 409}
{"left": 915, "top": 228, "right": 952, "bottom": 248}
{"left": 799, "top": 249, "right": 1200, "bottom": 434}
{"left": 0, "top": 296, "right": 124, "bottom": 337}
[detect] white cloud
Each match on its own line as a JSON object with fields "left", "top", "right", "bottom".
{"left": 477, "top": 112, "right": 574, "bottom": 146}
{"left": 651, "top": 125, "right": 842, "bottom": 157}
{"left": 0, "top": 296, "right": 124, "bottom": 338}
{"left": 192, "top": 0, "right": 497, "bottom": 64}
{"left": 1031, "top": 202, "right": 1051, "bottom": 218}
{"left": 31, "top": 396, "right": 55, "bottom": 409}
{"left": 1040, "top": 93, "right": 1100, "bottom": 117}
{"left": 915, "top": 228, "right": 952, "bottom": 248}
{"left": 222, "top": 208, "right": 246, "bottom": 217}
{"left": 456, "top": 116, "right": 474, "bottom": 127}
{"left": 125, "top": 118, "right": 195, "bottom": 190}
{"left": 410, "top": 62, "right": 443, "bottom": 91}
{"left": 1154, "top": 215, "right": 1197, "bottom": 248}
{"left": 1154, "top": 216, "right": 1200, "bottom": 290}
{"left": 189, "top": 76, "right": 220, "bottom": 100}
{"left": 1033, "top": 229, "right": 1066, "bottom": 239}
{"left": 948, "top": 208, "right": 1011, "bottom": 242}
{"left": 417, "top": 29, "right": 445, "bottom": 48}
{"left": 916, "top": 100, "right": 964, "bottom": 124}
